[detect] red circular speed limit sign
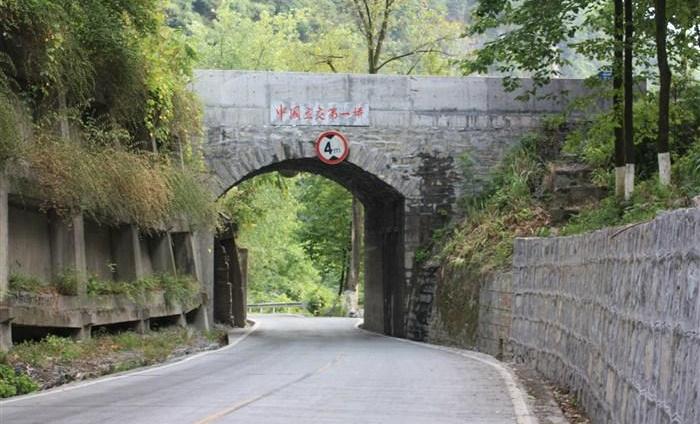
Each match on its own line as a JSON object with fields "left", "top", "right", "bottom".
{"left": 315, "top": 131, "right": 349, "bottom": 165}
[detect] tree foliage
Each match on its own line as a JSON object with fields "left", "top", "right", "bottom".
{"left": 564, "top": 79, "right": 700, "bottom": 180}
{"left": 296, "top": 174, "right": 353, "bottom": 287}
{"left": 0, "top": 0, "right": 201, "bottom": 149}
{"left": 189, "top": 0, "right": 462, "bottom": 75}
{"left": 463, "top": 0, "right": 700, "bottom": 89}
{"left": 220, "top": 172, "right": 356, "bottom": 310}
{"left": 462, "top": 0, "right": 700, "bottom": 198}
{"left": 0, "top": 0, "right": 216, "bottom": 228}
{"left": 233, "top": 175, "right": 320, "bottom": 303}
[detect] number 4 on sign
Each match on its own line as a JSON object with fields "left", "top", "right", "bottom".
{"left": 315, "top": 131, "right": 349, "bottom": 165}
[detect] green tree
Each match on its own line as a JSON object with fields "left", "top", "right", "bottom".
{"left": 462, "top": 0, "right": 700, "bottom": 199}
{"left": 190, "top": 0, "right": 365, "bottom": 72}
{"left": 0, "top": 1, "right": 196, "bottom": 151}
{"left": 190, "top": 0, "right": 461, "bottom": 75}
{"left": 295, "top": 175, "right": 353, "bottom": 289}
{"left": 622, "top": 0, "right": 636, "bottom": 199}
{"left": 231, "top": 174, "right": 329, "bottom": 304}
{"left": 0, "top": 1, "right": 216, "bottom": 228}
{"left": 654, "top": 0, "right": 671, "bottom": 186}
{"left": 613, "top": 0, "right": 625, "bottom": 197}
{"left": 344, "top": 0, "right": 461, "bottom": 74}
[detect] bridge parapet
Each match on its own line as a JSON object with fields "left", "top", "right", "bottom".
{"left": 193, "top": 70, "right": 589, "bottom": 128}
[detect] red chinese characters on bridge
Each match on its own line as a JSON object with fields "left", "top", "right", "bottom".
{"left": 274, "top": 104, "right": 287, "bottom": 121}
{"left": 271, "top": 101, "right": 370, "bottom": 126}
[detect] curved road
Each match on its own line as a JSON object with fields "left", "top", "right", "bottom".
{"left": 0, "top": 316, "right": 524, "bottom": 423}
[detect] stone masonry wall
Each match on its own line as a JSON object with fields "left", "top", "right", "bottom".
{"left": 426, "top": 268, "right": 513, "bottom": 360}
{"left": 476, "top": 272, "right": 513, "bottom": 360}
{"left": 511, "top": 208, "right": 700, "bottom": 424}
{"left": 425, "top": 265, "right": 481, "bottom": 348}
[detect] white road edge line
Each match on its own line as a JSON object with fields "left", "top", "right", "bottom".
{"left": 0, "top": 320, "right": 260, "bottom": 405}
{"left": 354, "top": 319, "right": 538, "bottom": 424}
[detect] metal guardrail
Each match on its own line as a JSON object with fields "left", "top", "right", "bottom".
{"left": 247, "top": 302, "right": 306, "bottom": 313}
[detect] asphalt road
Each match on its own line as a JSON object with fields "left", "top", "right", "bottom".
{"left": 0, "top": 316, "right": 525, "bottom": 424}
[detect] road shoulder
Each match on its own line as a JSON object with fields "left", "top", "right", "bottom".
{"left": 0, "top": 320, "right": 259, "bottom": 405}
{"left": 355, "top": 320, "right": 549, "bottom": 424}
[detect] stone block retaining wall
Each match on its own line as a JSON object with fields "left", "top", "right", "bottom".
{"left": 511, "top": 208, "right": 700, "bottom": 424}
{"left": 427, "top": 268, "right": 514, "bottom": 360}
{"left": 476, "top": 272, "right": 513, "bottom": 359}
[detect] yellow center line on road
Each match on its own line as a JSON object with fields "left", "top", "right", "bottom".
{"left": 193, "top": 354, "right": 344, "bottom": 424}
{"left": 192, "top": 394, "right": 267, "bottom": 424}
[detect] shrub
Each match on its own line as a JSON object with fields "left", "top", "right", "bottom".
{"left": 561, "top": 180, "right": 687, "bottom": 236}
{"left": 111, "top": 332, "right": 143, "bottom": 351}
{"left": 167, "top": 165, "right": 219, "bottom": 228}
{"left": 86, "top": 273, "right": 200, "bottom": 306}
{"left": 203, "top": 328, "right": 228, "bottom": 344}
{"left": 442, "top": 136, "right": 550, "bottom": 272}
{"left": 0, "top": 89, "right": 26, "bottom": 166}
{"left": 0, "top": 364, "right": 38, "bottom": 398}
{"left": 8, "top": 274, "right": 45, "bottom": 294}
{"left": 141, "top": 328, "right": 192, "bottom": 363}
{"left": 18, "top": 138, "right": 217, "bottom": 230}
{"left": 159, "top": 274, "right": 201, "bottom": 306}
{"left": 674, "top": 138, "right": 700, "bottom": 197}
{"left": 305, "top": 288, "right": 333, "bottom": 316}
{"left": 3, "top": 326, "right": 217, "bottom": 396}
{"left": 86, "top": 276, "right": 116, "bottom": 296}
{"left": 54, "top": 269, "right": 79, "bottom": 296}
{"left": 9, "top": 335, "right": 81, "bottom": 368}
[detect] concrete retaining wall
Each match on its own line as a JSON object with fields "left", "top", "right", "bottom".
{"left": 85, "top": 219, "right": 115, "bottom": 282}
{"left": 0, "top": 188, "right": 210, "bottom": 350}
{"left": 511, "top": 208, "right": 700, "bottom": 424}
{"left": 10, "top": 291, "right": 201, "bottom": 329}
{"left": 8, "top": 204, "right": 52, "bottom": 282}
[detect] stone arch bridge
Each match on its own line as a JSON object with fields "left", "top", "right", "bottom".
{"left": 193, "top": 70, "right": 589, "bottom": 339}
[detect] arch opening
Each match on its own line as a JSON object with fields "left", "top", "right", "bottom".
{"left": 216, "top": 158, "right": 406, "bottom": 337}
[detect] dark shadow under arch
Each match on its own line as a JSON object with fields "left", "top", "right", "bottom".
{"left": 235, "top": 158, "right": 402, "bottom": 207}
